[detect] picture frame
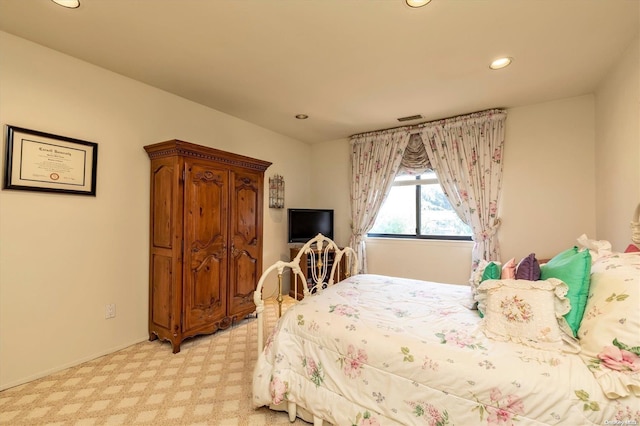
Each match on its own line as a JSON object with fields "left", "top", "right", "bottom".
{"left": 3, "top": 125, "right": 98, "bottom": 196}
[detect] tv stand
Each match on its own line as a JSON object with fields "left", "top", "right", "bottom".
{"left": 289, "top": 247, "right": 347, "bottom": 300}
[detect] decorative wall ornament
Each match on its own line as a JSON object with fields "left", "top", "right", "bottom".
{"left": 269, "top": 174, "right": 285, "bottom": 208}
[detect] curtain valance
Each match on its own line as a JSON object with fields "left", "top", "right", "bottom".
{"left": 417, "top": 109, "right": 507, "bottom": 130}
{"left": 398, "top": 133, "right": 431, "bottom": 175}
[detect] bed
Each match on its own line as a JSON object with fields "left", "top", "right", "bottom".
{"left": 252, "top": 227, "right": 640, "bottom": 425}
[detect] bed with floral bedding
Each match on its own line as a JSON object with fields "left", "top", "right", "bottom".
{"left": 252, "top": 235, "right": 640, "bottom": 425}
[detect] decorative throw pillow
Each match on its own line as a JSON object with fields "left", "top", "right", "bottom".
{"left": 473, "top": 261, "right": 502, "bottom": 318}
{"left": 540, "top": 247, "right": 591, "bottom": 336}
{"left": 515, "top": 253, "right": 541, "bottom": 281}
{"left": 624, "top": 244, "right": 640, "bottom": 253}
{"left": 501, "top": 258, "right": 516, "bottom": 279}
{"left": 467, "top": 260, "right": 502, "bottom": 311}
{"left": 482, "top": 262, "right": 501, "bottom": 281}
{"left": 476, "top": 278, "right": 577, "bottom": 352}
{"left": 577, "top": 253, "right": 640, "bottom": 399}
{"left": 467, "top": 260, "right": 488, "bottom": 309}
{"left": 576, "top": 234, "right": 613, "bottom": 262}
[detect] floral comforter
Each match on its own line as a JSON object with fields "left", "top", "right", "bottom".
{"left": 252, "top": 274, "right": 639, "bottom": 425}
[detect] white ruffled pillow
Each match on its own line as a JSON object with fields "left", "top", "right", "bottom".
{"left": 476, "top": 278, "right": 578, "bottom": 352}
{"left": 577, "top": 253, "right": 640, "bottom": 399}
{"left": 576, "top": 234, "right": 613, "bottom": 262}
{"left": 466, "top": 259, "right": 502, "bottom": 310}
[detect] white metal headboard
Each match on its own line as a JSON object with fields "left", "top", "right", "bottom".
{"left": 632, "top": 203, "right": 640, "bottom": 245}
{"left": 253, "top": 233, "right": 357, "bottom": 355}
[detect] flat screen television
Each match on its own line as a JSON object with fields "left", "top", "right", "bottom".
{"left": 288, "top": 208, "right": 334, "bottom": 243}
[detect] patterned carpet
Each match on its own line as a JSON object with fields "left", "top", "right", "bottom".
{"left": 0, "top": 298, "right": 308, "bottom": 426}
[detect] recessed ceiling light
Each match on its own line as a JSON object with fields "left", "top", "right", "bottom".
{"left": 51, "top": 0, "right": 80, "bottom": 8}
{"left": 295, "top": 114, "right": 309, "bottom": 120}
{"left": 406, "top": 0, "right": 432, "bottom": 8}
{"left": 490, "top": 57, "right": 513, "bottom": 70}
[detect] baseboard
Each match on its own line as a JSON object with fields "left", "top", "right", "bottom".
{"left": 0, "top": 337, "right": 148, "bottom": 391}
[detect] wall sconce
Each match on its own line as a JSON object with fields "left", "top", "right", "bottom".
{"left": 269, "top": 175, "right": 285, "bottom": 209}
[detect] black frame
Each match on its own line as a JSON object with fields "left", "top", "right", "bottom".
{"left": 3, "top": 125, "right": 98, "bottom": 196}
{"left": 367, "top": 175, "right": 472, "bottom": 241}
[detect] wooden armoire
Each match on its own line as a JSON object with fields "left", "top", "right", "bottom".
{"left": 144, "top": 140, "right": 271, "bottom": 353}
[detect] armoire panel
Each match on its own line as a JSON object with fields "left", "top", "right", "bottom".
{"left": 151, "top": 254, "right": 172, "bottom": 330}
{"left": 152, "top": 164, "right": 174, "bottom": 249}
{"left": 233, "top": 180, "right": 259, "bottom": 243}
{"left": 186, "top": 163, "right": 227, "bottom": 249}
{"left": 229, "top": 250, "right": 258, "bottom": 316}
{"left": 184, "top": 254, "right": 226, "bottom": 331}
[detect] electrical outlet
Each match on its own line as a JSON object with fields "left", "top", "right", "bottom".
{"left": 105, "top": 303, "right": 116, "bottom": 319}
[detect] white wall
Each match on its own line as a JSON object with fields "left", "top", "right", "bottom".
{"left": 366, "top": 238, "right": 474, "bottom": 284}
{"left": 311, "top": 95, "right": 597, "bottom": 284}
{"left": 500, "top": 95, "right": 596, "bottom": 259}
{"left": 594, "top": 35, "right": 640, "bottom": 251}
{"left": 0, "top": 32, "right": 311, "bottom": 390}
{"left": 310, "top": 139, "right": 352, "bottom": 247}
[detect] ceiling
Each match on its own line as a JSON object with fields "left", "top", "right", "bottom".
{"left": 0, "top": 0, "right": 638, "bottom": 144}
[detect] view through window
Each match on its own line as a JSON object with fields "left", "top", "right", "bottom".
{"left": 368, "top": 172, "right": 472, "bottom": 240}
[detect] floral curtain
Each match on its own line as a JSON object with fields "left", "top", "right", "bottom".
{"left": 418, "top": 109, "right": 506, "bottom": 269}
{"left": 350, "top": 129, "right": 411, "bottom": 273}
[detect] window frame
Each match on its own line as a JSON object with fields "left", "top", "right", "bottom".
{"left": 367, "top": 174, "right": 473, "bottom": 241}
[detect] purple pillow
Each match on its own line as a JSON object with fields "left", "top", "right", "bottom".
{"left": 516, "top": 253, "right": 541, "bottom": 281}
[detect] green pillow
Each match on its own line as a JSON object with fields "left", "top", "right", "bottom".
{"left": 478, "top": 262, "right": 501, "bottom": 318}
{"left": 540, "top": 247, "right": 592, "bottom": 336}
{"left": 481, "top": 262, "right": 501, "bottom": 281}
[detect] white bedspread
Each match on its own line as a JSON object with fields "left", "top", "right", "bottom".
{"left": 253, "top": 274, "right": 639, "bottom": 425}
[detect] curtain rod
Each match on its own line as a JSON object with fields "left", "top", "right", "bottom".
{"left": 349, "top": 108, "right": 506, "bottom": 139}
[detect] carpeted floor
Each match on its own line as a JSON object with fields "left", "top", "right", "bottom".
{"left": 0, "top": 298, "right": 308, "bottom": 425}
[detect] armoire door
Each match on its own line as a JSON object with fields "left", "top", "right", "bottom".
{"left": 182, "top": 160, "right": 229, "bottom": 332}
{"left": 149, "top": 156, "right": 179, "bottom": 336}
{"left": 228, "top": 169, "right": 262, "bottom": 317}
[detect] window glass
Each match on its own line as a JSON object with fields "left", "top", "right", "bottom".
{"left": 368, "top": 184, "right": 416, "bottom": 234}
{"left": 420, "top": 183, "right": 471, "bottom": 236}
{"left": 369, "top": 174, "right": 472, "bottom": 240}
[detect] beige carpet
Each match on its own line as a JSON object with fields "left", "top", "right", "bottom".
{"left": 0, "top": 298, "right": 308, "bottom": 426}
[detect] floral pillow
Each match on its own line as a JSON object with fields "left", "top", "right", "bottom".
{"left": 577, "top": 253, "right": 640, "bottom": 399}
{"left": 476, "top": 278, "right": 577, "bottom": 352}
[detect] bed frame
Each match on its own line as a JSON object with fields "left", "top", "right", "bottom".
{"left": 632, "top": 202, "right": 640, "bottom": 245}
{"left": 254, "top": 233, "right": 357, "bottom": 354}
{"left": 253, "top": 233, "right": 357, "bottom": 425}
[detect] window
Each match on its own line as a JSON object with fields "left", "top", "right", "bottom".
{"left": 368, "top": 171, "right": 472, "bottom": 240}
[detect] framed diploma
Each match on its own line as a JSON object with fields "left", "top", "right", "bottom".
{"left": 3, "top": 125, "right": 98, "bottom": 196}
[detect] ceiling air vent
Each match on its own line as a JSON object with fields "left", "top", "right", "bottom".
{"left": 397, "top": 114, "right": 423, "bottom": 122}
